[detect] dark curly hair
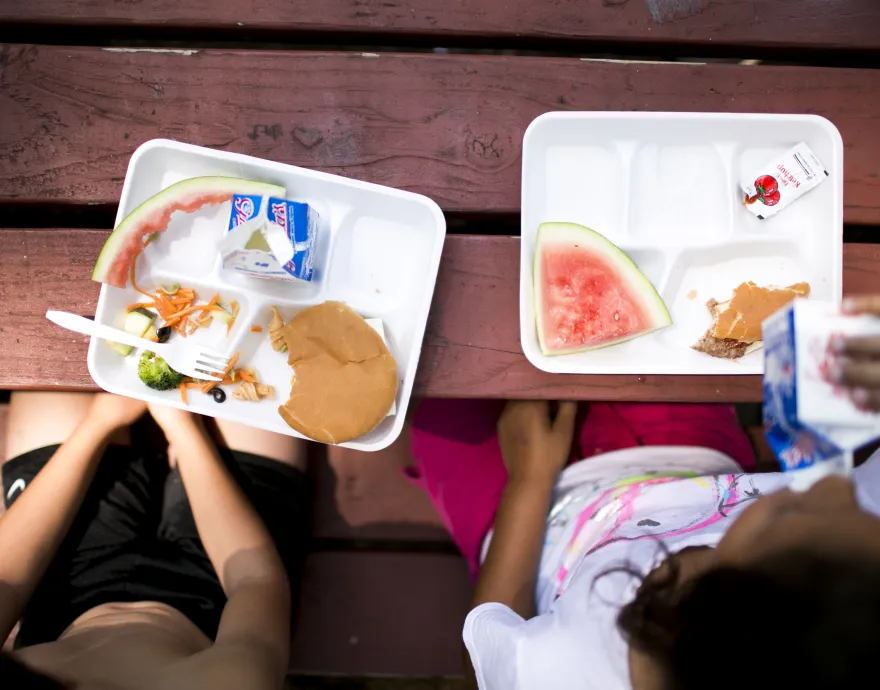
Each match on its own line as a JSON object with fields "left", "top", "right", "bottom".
{"left": 618, "top": 549, "right": 880, "bottom": 690}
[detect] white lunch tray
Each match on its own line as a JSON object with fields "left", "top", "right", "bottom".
{"left": 520, "top": 112, "right": 843, "bottom": 375}
{"left": 87, "top": 140, "right": 446, "bottom": 451}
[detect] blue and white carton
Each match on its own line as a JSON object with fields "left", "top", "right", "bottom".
{"left": 763, "top": 299, "right": 880, "bottom": 488}
{"left": 219, "top": 194, "right": 318, "bottom": 282}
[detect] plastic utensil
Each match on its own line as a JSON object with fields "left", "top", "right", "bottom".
{"left": 47, "top": 310, "right": 226, "bottom": 381}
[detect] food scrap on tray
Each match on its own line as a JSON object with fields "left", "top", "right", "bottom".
{"left": 268, "top": 306, "right": 287, "bottom": 352}
{"left": 92, "top": 177, "right": 286, "bottom": 289}
{"left": 533, "top": 222, "right": 671, "bottom": 355}
{"left": 233, "top": 381, "right": 275, "bottom": 402}
{"left": 692, "top": 281, "right": 810, "bottom": 359}
{"left": 276, "top": 301, "right": 398, "bottom": 444}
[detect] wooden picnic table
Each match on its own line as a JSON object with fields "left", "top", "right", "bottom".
{"left": 1, "top": 1, "right": 880, "bottom": 681}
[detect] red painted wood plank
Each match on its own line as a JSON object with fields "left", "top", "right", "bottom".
{"left": 290, "top": 551, "right": 471, "bottom": 677}
{"left": 316, "top": 427, "right": 450, "bottom": 542}
{"left": 3, "top": 230, "right": 880, "bottom": 401}
{"left": 2, "top": 46, "right": 880, "bottom": 223}
{"left": 0, "top": 0, "right": 878, "bottom": 53}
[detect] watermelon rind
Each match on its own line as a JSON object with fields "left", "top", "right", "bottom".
{"left": 92, "top": 176, "right": 286, "bottom": 286}
{"left": 534, "top": 222, "right": 671, "bottom": 356}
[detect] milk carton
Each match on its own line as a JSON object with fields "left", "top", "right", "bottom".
{"left": 763, "top": 299, "right": 880, "bottom": 488}
{"left": 219, "top": 194, "right": 319, "bottom": 281}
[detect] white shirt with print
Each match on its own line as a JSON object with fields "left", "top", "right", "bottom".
{"left": 464, "top": 446, "right": 880, "bottom": 690}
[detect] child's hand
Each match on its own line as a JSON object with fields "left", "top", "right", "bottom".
{"left": 497, "top": 400, "right": 577, "bottom": 486}
{"left": 832, "top": 295, "right": 880, "bottom": 410}
{"left": 86, "top": 393, "right": 147, "bottom": 433}
{"left": 148, "top": 402, "right": 201, "bottom": 441}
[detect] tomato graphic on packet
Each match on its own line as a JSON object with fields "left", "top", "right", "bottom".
{"left": 748, "top": 174, "right": 781, "bottom": 206}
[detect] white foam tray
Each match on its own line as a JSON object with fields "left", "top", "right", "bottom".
{"left": 87, "top": 140, "right": 446, "bottom": 451}
{"left": 520, "top": 112, "right": 843, "bottom": 375}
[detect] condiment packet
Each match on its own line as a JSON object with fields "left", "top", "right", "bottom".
{"left": 219, "top": 194, "right": 319, "bottom": 281}
{"left": 763, "top": 299, "right": 880, "bottom": 490}
{"left": 741, "top": 142, "right": 828, "bottom": 220}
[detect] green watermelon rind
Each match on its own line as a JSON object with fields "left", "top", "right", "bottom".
{"left": 92, "top": 176, "right": 286, "bottom": 286}
{"left": 534, "top": 222, "right": 672, "bottom": 356}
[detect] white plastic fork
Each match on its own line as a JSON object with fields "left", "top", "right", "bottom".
{"left": 46, "top": 310, "right": 227, "bottom": 381}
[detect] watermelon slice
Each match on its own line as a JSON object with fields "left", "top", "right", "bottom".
{"left": 92, "top": 176, "right": 285, "bottom": 288}
{"left": 534, "top": 222, "right": 671, "bottom": 355}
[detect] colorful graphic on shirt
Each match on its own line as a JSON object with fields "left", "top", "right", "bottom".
{"left": 555, "top": 473, "right": 761, "bottom": 596}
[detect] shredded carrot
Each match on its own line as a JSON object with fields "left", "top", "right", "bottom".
{"left": 249, "top": 325, "right": 263, "bottom": 333}
{"left": 225, "top": 300, "right": 240, "bottom": 335}
{"left": 165, "top": 305, "right": 203, "bottom": 323}
{"left": 201, "top": 381, "right": 217, "bottom": 394}
{"left": 239, "top": 369, "right": 256, "bottom": 383}
{"left": 198, "top": 294, "right": 219, "bottom": 320}
{"left": 154, "top": 293, "right": 176, "bottom": 317}
{"left": 225, "top": 352, "right": 240, "bottom": 374}
{"left": 185, "top": 382, "right": 204, "bottom": 389}
{"left": 129, "top": 250, "right": 154, "bottom": 298}
{"left": 126, "top": 302, "right": 154, "bottom": 311}
{"left": 179, "top": 382, "right": 188, "bottom": 405}
{"left": 122, "top": 249, "right": 228, "bottom": 340}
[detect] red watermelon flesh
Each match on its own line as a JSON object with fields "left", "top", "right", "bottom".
{"left": 534, "top": 222, "right": 671, "bottom": 355}
{"left": 93, "top": 176, "right": 285, "bottom": 288}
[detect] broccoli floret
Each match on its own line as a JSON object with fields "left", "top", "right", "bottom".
{"left": 138, "top": 351, "right": 184, "bottom": 391}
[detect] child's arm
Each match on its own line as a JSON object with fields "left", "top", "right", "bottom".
{"left": 465, "top": 401, "right": 576, "bottom": 688}
{"left": 148, "top": 405, "right": 290, "bottom": 684}
{"left": 0, "top": 394, "right": 145, "bottom": 641}
{"left": 472, "top": 401, "right": 576, "bottom": 618}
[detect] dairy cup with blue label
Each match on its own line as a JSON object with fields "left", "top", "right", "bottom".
{"left": 763, "top": 299, "right": 880, "bottom": 489}
{"left": 218, "top": 194, "right": 319, "bottom": 282}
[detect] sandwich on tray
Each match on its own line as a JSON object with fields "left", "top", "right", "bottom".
{"left": 692, "top": 281, "right": 810, "bottom": 359}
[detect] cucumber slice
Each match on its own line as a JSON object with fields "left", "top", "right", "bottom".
{"left": 124, "top": 309, "right": 155, "bottom": 337}
{"left": 214, "top": 307, "right": 234, "bottom": 326}
{"left": 108, "top": 341, "right": 133, "bottom": 356}
{"left": 159, "top": 283, "right": 179, "bottom": 295}
{"left": 110, "top": 308, "right": 156, "bottom": 356}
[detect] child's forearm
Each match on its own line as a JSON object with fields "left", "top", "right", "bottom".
{"left": 0, "top": 418, "right": 113, "bottom": 640}
{"left": 164, "top": 418, "right": 288, "bottom": 596}
{"left": 472, "top": 475, "right": 555, "bottom": 620}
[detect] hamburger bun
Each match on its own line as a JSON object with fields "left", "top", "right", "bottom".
{"left": 277, "top": 301, "right": 398, "bottom": 444}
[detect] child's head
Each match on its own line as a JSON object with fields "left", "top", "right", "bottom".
{"left": 619, "top": 476, "right": 880, "bottom": 690}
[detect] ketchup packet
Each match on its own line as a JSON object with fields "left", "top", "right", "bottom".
{"left": 741, "top": 142, "right": 828, "bottom": 220}
{"left": 763, "top": 300, "right": 880, "bottom": 489}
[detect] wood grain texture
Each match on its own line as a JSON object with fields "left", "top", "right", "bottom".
{"left": 2, "top": 46, "right": 880, "bottom": 223}
{"left": 291, "top": 551, "right": 471, "bottom": 677}
{"left": 315, "top": 428, "right": 450, "bottom": 542}
{"left": 5, "top": 229, "right": 880, "bottom": 401}
{"left": 0, "top": 0, "right": 878, "bottom": 53}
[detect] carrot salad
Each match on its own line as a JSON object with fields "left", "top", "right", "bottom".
{"left": 128, "top": 248, "right": 231, "bottom": 336}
